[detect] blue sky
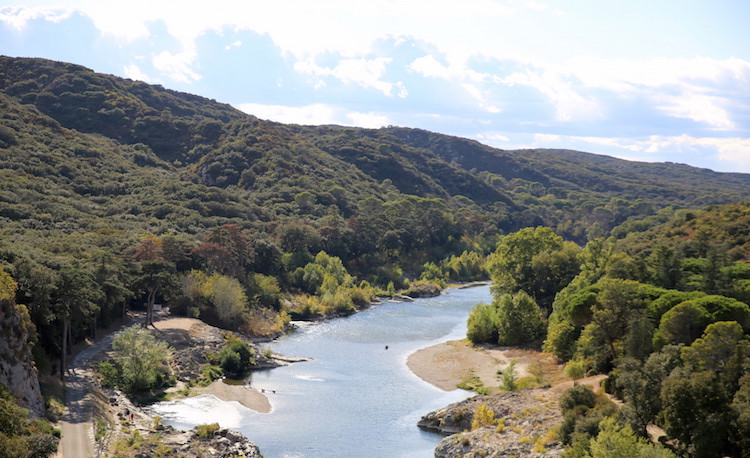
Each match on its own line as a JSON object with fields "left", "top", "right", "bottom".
{"left": 1, "top": 0, "right": 749, "bottom": 172}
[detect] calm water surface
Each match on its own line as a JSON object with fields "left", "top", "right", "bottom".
{"left": 151, "top": 285, "right": 492, "bottom": 457}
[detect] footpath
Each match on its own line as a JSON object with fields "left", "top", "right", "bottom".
{"left": 56, "top": 315, "right": 145, "bottom": 458}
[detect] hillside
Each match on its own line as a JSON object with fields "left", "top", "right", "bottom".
{"left": 2, "top": 56, "right": 750, "bottom": 249}
{"left": 2, "top": 55, "right": 750, "bottom": 393}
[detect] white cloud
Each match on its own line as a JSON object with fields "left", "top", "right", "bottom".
{"left": 345, "top": 111, "right": 391, "bottom": 128}
{"left": 475, "top": 133, "right": 510, "bottom": 144}
{"left": 294, "top": 57, "right": 407, "bottom": 97}
{"left": 504, "top": 69, "right": 600, "bottom": 121}
{"left": 658, "top": 94, "right": 735, "bottom": 130}
{"left": 123, "top": 63, "right": 151, "bottom": 83}
{"left": 152, "top": 51, "right": 201, "bottom": 83}
{"left": 409, "top": 55, "right": 451, "bottom": 79}
{"left": 0, "top": 6, "right": 72, "bottom": 29}
{"left": 238, "top": 103, "right": 340, "bottom": 125}
{"left": 528, "top": 133, "right": 750, "bottom": 172}
{"left": 533, "top": 133, "right": 561, "bottom": 144}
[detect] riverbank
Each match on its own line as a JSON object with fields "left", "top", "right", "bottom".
{"left": 407, "top": 339, "right": 565, "bottom": 392}
{"left": 189, "top": 380, "right": 272, "bottom": 413}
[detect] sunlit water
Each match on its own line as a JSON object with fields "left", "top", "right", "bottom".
{"left": 149, "top": 285, "right": 492, "bottom": 457}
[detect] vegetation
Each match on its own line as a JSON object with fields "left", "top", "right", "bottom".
{"left": 0, "top": 383, "right": 59, "bottom": 457}
{"left": 214, "top": 334, "right": 256, "bottom": 378}
{"left": 107, "top": 327, "right": 173, "bottom": 394}
{"left": 2, "top": 57, "right": 750, "bottom": 455}
{"left": 471, "top": 404, "right": 498, "bottom": 430}
{"left": 464, "top": 201, "right": 750, "bottom": 456}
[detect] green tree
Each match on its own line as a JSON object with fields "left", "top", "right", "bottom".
{"left": 613, "top": 346, "right": 682, "bottom": 435}
{"left": 91, "top": 251, "right": 133, "bottom": 330}
{"left": 590, "top": 278, "right": 645, "bottom": 361}
{"left": 466, "top": 303, "right": 499, "bottom": 344}
{"left": 112, "top": 327, "right": 172, "bottom": 393}
{"left": 589, "top": 417, "right": 676, "bottom": 458}
{"left": 53, "top": 267, "right": 100, "bottom": 380}
{"left": 653, "top": 301, "right": 710, "bottom": 347}
{"left": 732, "top": 374, "right": 750, "bottom": 455}
{"left": 217, "top": 336, "right": 256, "bottom": 377}
{"left": 649, "top": 244, "right": 683, "bottom": 289}
{"left": 660, "top": 369, "right": 731, "bottom": 457}
{"left": 486, "top": 226, "right": 577, "bottom": 310}
{"left": 496, "top": 291, "right": 546, "bottom": 346}
{"left": 133, "top": 260, "right": 179, "bottom": 327}
{"left": 681, "top": 321, "right": 744, "bottom": 372}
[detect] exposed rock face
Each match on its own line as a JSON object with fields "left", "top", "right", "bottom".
{"left": 0, "top": 299, "right": 45, "bottom": 417}
{"left": 418, "top": 388, "right": 564, "bottom": 457}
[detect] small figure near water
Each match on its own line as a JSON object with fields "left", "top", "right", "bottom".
{"left": 385, "top": 345, "right": 389, "bottom": 350}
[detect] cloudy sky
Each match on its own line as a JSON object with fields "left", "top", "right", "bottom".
{"left": 1, "top": 1, "right": 749, "bottom": 172}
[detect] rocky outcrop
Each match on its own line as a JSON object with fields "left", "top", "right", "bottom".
{"left": 418, "top": 388, "right": 564, "bottom": 457}
{"left": 0, "top": 298, "right": 45, "bottom": 417}
{"left": 402, "top": 283, "right": 442, "bottom": 298}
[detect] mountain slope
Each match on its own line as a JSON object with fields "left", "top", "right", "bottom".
{"left": 2, "top": 55, "right": 750, "bottom": 246}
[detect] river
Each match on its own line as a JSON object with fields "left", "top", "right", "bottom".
{"left": 150, "top": 284, "right": 492, "bottom": 457}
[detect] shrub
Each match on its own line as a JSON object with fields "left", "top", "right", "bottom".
{"left": 217, "top": 335, "right": 256, "bottom": 377}
{"left": 97, "top": 360, "right": 121, "bottom": 388}
{"left": 471, "top": 404, "right": 497, "bottom": 430}
{"left": 501, "top": 359, "right": 518, "bottom": 391}
{"left": 195, "top": 423, "right": 220, "bottom": 439}
{"left": 560, "top": 384, "right": 596, "bottom": 413}
{"left": 95, "top": 418, "right": 108, "bottom": 441}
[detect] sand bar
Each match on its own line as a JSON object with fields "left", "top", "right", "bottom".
{"left": 406, "top": 340, "right": 563, "bottom": 392}
{"left": 193, "top": 380, "right": 272, "bottom": 413}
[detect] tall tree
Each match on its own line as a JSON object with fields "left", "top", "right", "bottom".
{"left": 133, "top": 260, "right": 179, "bottom": 327}
{"left": 591, "top": 278, "right": 645, "bottom": 361}
{"left": 486, "top": 226, "right": 579, "bottom": 310}
{"left": 53, "top": 267, "right": 99, "bottom": 380}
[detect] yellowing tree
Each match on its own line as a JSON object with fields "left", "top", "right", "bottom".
{"left": 210, "top": 275, "right": 248, "bottom": 324}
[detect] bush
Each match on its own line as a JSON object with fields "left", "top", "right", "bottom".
{"left": 218, "top": 347, "right": 242, "bottom": 376}
{"left": 195, "top": 423, "right": 220, "bottom": 439}
{"left": 217, "top": 335, "right": 256, "bottom": 377}
{"left": 97, "top": 360, "right": 121, "bottom": 388}
{"left": 471, "top": 404, "right": 497, "bottom": 430}
{"left": 560, "top": 384, "right": 596, "bottom": 413}
{"left": 467, "top": 303, "right": 498, "bottom": 344}
{"left": 501, "top": 359, "right": 518, "bottom": 391}
{"left": 25, "top": 433, "right": 59, "bottom": 457}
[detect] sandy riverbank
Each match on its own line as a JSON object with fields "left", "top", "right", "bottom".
{"left": 193, "top": 380, "right": 272, "bottom": 413}
{"left": 407, "top": 339, "right": 564, "bottom": 392}
{"left": 152, "top": 317, "right": 273, "bottom": 413}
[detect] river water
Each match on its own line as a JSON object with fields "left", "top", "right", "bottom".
{"left": 150, "top": 285, "right": 492, "bottom": 457}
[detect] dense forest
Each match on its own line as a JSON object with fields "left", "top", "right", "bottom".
{"left": 468, "top": 203, "right": 750, "bottom": 456}
{"left": 1, "top": 56, "right": 750, "bottom": 456}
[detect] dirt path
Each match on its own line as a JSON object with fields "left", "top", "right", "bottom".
{"left": 57, "top": 316, "right": 145, "bottom": 458}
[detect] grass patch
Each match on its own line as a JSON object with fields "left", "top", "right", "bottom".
{"left": 457, "top": 369, "right": 491, "bottom": 394}
{"left": 94, "top": 418, "right": 108, "bottom": 442}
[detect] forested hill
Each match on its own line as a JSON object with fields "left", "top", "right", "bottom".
{"left": 2, "top": 54, "right": 750, "bottom": 252}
